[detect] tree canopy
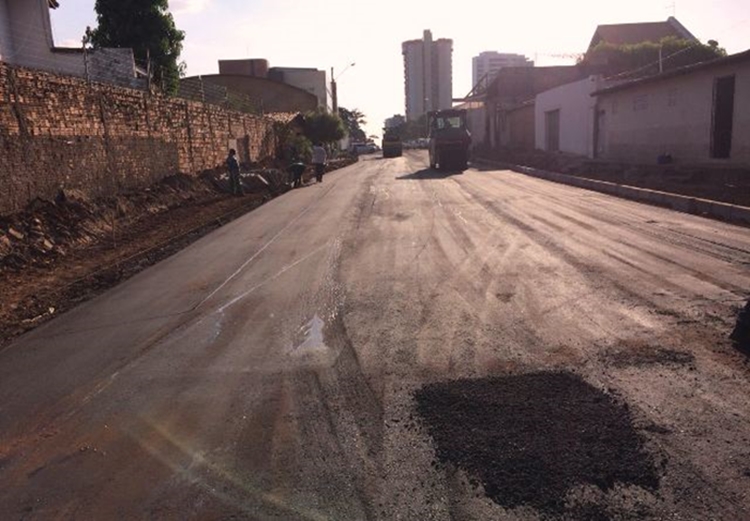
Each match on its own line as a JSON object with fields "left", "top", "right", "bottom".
{"left": 582, "top": 37, "right": 727, "bottom": 79}
{"left": 338, "top": 107, "right": 367, "bottom": 143}
{"left": 303, "top": 109, "right": 346, "bottom": 144}
{"left": 88, "top": 0, "right": 185, "bottom": 94}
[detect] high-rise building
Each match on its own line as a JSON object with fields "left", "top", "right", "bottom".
{"left": 402, "top": 30, "right": 453, "bottom": 122}
{"left": 472, "top": 52, "right": 533, "bottom": 87}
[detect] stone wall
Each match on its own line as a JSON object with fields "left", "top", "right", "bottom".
{"left": 0, "top": 62, "right": 280, "bottom": 216}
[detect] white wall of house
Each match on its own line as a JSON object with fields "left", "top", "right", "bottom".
{"left": 535, "top": 76, "right": 602, "bottom": 157}
{"left": 597, "top": 59, "right": 750, "bottom": 164}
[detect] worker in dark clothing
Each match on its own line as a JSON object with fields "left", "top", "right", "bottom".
{"left": 226, "top": 148, "right": 242, "bottom": 196}
{"left": 288, "top": 161, "right": 306, "bottom": 188}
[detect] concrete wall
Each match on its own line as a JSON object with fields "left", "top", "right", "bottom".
{"left": 0, "top": 62, "right": 279, "bottom": 216}
{"left": 535, "top": 76, "right": 602, "bottom": 157}
{"left": 505, "top": 103, "right": 535, "bottom": 149}
{"left": 598, "top": 61, "right": 750, "bottom": 164}
{"left": 269, "top": 68, "right": 327, "bottom": 109}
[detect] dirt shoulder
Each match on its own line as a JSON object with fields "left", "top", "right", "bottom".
{"left": 0, "top": 158, "right": 356, "bottom": 347}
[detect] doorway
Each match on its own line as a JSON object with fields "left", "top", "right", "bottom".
{"left": 711, "top": 75, "right": 735, "bottom": 159}
{"left": 545, "top": 109, "right": 560, "bottom": 152}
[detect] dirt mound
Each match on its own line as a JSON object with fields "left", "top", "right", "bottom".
{"left": 415, "top": 372, "right": 660, "bottom": 516}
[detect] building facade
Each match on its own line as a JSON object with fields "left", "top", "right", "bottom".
{"left": 217, "top": 59, "right": 328, "bottom": 110}
{"left": 593, "top": 50, "right": 750, "bottom": 164}
{"left": 472, "top": 52, "right": 533, "bottom": 87}
{"left": 402, "top": 30, "right": 453, "bottom": 121}
{"left": 268, "top": 67, "right": 328, "bottom": 110}
{"left": 535, "top": 76, "right": 605, "bottom": 157}
{"left": 0, "top": 0, "right": 143, "bottom": 88}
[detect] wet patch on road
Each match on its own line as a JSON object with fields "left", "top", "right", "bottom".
{"left": 414, "top": 372, "right": 660, "bottom": 516}
{"left": 602, "top": 346, "right": 695, "bottom": 369}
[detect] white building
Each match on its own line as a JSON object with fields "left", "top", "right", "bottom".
{"left": 535, "top": 76, "right": 605, "bottom": 157}
{"left": 0, "top": 0, "right": 143, "bottom": 88}
{"left": 402, "top": 30, "right": 453, "bottom": 122}
{"left": 472, "top": 51, "right": 533, "bottom": 87}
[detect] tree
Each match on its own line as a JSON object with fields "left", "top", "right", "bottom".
{"left": 89, "top": 0, "right": 185, "bottom": 94}
{"left": 303, "top": 109, "right": 346, "bottom": 144}
{"left": 338, "top": 107, "right": 367, "bottom": 143}
{"left": 582, "top": 37, "right": 726, "bottom": 79}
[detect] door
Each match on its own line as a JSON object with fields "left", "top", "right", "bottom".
{"left": 545, "top": 109, "right": 560, "bottom": 152}
{"left": 711, "top": 75, "right": 735, "bottom": 159}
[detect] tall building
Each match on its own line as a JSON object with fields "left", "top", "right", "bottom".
{"left": 472, "top": 52, "right": 533, "bottom": 87}
{"left": 402, "top": 30, "right": 453, "bottom": 122}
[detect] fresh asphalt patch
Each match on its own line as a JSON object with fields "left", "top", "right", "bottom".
{"left": 415, "top": 372, "right": 661, "bottom": 516}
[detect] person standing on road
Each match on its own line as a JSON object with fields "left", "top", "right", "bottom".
{"left": 312, "top": 143, "right": 327, "bottom": 183}
{"left": 226, "top": 148, "right": 242, "bottom": 196}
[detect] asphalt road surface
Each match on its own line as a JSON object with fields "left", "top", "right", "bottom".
{"left": 2, "top": 151, "right": 750, "bottom": 520}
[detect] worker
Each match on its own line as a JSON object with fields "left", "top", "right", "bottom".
{"left": 226, "top": 148, "right": 242, "bottom": 196}
{"left": 311, "top": 143, "right": 327, "bottom": 183}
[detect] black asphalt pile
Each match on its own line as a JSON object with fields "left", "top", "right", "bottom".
{"left": 731, "top": 300, "right": 750, "bottom": 352}
{"left": 414, "top": 372, "right": 660, "bottom": 516}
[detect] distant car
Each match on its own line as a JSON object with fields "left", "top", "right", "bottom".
{"left": 351, "top": 143, "right": 378, "bottom": 155}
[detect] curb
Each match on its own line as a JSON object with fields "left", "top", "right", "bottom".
{"left": 475, "top": 158, "right": 750, "bottom": 227}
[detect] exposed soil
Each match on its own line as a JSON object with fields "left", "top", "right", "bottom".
{"left": 415, "top": 372, "right": 661, "bottom": 517}
{"left": 0, "top": 158, "right": 356, "bottom": 347}
{"left": 477, "top": 147, "right": 750, "bottom": 208}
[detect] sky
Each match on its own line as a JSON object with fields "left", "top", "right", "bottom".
{"left": 50, "top": 0, "right": 749, "bottom": 140}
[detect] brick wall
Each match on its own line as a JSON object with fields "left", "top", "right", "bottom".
{"left": 0, "top": 62, "right": 280, "bottom": 216}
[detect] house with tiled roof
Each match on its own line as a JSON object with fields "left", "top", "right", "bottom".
{"left": 0, "top": 0, "right": 144, "bottom": 88}
{"left": 592, "top": 49, "right": 750, "bottom": 164}
{"left": 588, "top": 16, "right": 697, "bottom": 51}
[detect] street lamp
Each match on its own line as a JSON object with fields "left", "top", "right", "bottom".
{"left": 331, "top": 62, "right": 355, "bottom": 115}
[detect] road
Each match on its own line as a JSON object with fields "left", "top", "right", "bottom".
{"left": 1, "top": 151, "right": 750, "bottom": 519}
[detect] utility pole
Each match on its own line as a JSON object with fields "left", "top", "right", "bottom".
{"left": 331, "top": 66, "right": 338, "bottom": 115}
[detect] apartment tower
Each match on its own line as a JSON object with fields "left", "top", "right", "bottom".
{"left": 402, "top": 30, "right": 453, "bottom": 122}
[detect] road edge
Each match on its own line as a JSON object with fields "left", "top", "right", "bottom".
{"left": 474, "top": 158, "right": 750, "bottom": 227}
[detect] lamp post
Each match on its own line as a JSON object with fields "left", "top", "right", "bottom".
{"left": 331, "top": 62, "right": 355, "bottom": 115}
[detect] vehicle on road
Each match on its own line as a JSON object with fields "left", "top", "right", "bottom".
{"left": 428, "top": 109, "right": 471, "bottom": 171}
{"left": 382, "top": 129, "right": 403, "bottom": 158}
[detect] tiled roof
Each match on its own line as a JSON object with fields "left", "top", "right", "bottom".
{"left": 592, "top": 48, "right": 750, "bottom": 95}
{"left": 589, "top": 17, "right": 696, "bottom": 50}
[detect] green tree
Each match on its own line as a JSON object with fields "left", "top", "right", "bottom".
{"left": 303, "top": 109, "right": 346, "bottom": 144}
{"left": 89, "top": 0, "right": 185, "bottom": 94}
{"left": 582, "top": 37, "right": 726, "bottom": 79}
{"left": 338, "top": 107, "right": 367, "bottom": 142}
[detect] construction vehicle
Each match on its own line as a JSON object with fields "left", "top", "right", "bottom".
{"left": 428, "top": 109, "right": 471, "bottom": 170}
{"left": 382, "top": 128, "right": 403, "bottom": 158}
